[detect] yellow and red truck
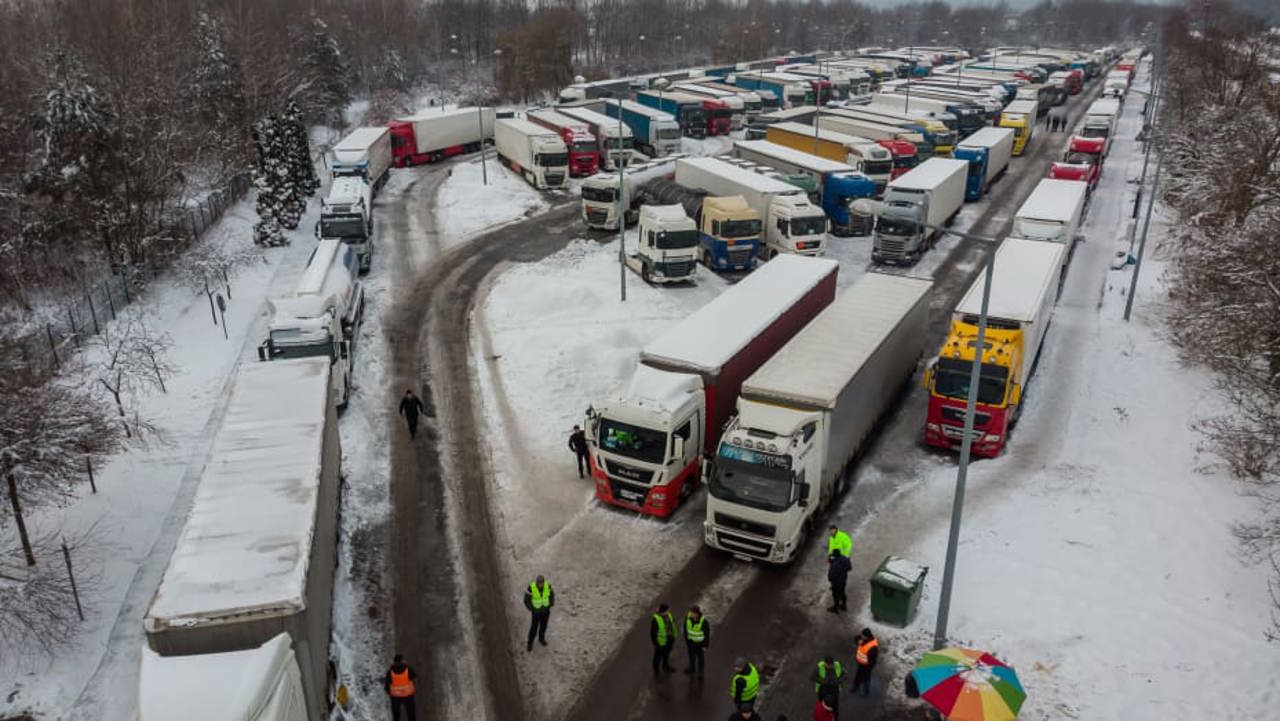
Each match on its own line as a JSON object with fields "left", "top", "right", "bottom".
{"left": 923, "top": 237, "right": 1066, "bottom": 457}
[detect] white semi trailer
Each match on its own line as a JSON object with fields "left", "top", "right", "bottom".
{"left": 1011, "top": 178, "right": 1089, "bottom": 269}
{"left": 705, "top": 273, "right": 931, "bottom": 563}
{"left": 331, "top": 127, "right": 392, "bottom": 193}
{"left": 138, "top": 356, "right": 340, "bottom": 721}
{"left": 494, "top": 117, "right": 570, "bottom": 190}
{"left": 676, "top": 157, "right": 829, "bottom": 259}
{"left": 315, "top": 176, "right": 374, "bottom": 272}
{"left": 873, "top": 157, "right": 967, "bottom": 264}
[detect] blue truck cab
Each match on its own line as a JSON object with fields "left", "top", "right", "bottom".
{"left": 951, "top": 146, "right": 989, "bottom": 201}
{"left": 822, "top": 172, "right": 878, "bottom": 237}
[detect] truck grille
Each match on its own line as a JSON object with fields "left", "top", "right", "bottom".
{"left": 940, "top": 406, "right": 991, "bottom": 428}
{"left": 876, "top": 236, "right": 907, "bottom": 254}
{"left": 609, "top": 478, "right": 651, "bottom": 507}
{"left": 727, "top": 247, "right": 754, "bottom": 268}
{"left": 586, "top": 208, "right": 609, "bottom": 224}
{"left": 605, "top": 460, "right": 654, "bottom": 485}
{"left": 657, "top": 260, "right": 694, "bottom": 278}
{"left": 715, "top": 530, "right": 772, "bottom": 559}
{"left": 714, "top": 513, "right": 776, "bottom": 538}
{"left": 545, "top": 173, "right": 566, "bottom": 187}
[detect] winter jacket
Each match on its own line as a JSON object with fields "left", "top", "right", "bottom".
{"left": 569, "top": 429, "right": 588, "bottom": 456}
{"left": 399, "top": 395, "right": 423, "bottom": 420}
{"left": 523, "top": 583, "right": 555, "bottom": 612}
{"left": 812, "top": 701, "right": 837, "bottom": 721}
{"left": 725, "top": 712, "right": 762, "bottom": 721}
{"left": 383, "top": 664, "right": 416, "bottom": 694}
{"left": 827, "top": 553, "right": 852, "bottom": 588}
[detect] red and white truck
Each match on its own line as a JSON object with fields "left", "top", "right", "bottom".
{"left": 527, "top": 108, "right": 600, "bottom": 177}
{"left": 585, "top": 255, "right": 838, "bottom": 517}
{"left": 387, "top": 107, "right": 494, "bottom": 167}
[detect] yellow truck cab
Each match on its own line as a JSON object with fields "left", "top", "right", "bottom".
{"left": 999, "top": 99, "right": 1039, "bottom": 156}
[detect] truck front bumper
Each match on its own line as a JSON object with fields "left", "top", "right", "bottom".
{"left": 924, "top": 422, "right": 1003, "bottom": 458}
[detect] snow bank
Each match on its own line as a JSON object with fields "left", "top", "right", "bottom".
{"left": 436, "top": 155, "right": 550, "bottom": 244}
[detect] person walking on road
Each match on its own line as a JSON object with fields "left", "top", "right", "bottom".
{"left": 731, "top": 657, "right": 761, "bottom": 709}
{"left": 650, "top": 602, "right": 677, "bottom": 674}
{"left": 524, "top": 574, "right": 554, "bottom": 652}
{"left": 827, "top": 525, "right": 852, "bottom": 559}
{"left": 725, "top": 704, "right": 763, "bottom": 721}
{"left": 684, "top": 605, "right": 711, "bottom": 677}
{"left": 812, "top": 654, "right": 846, "bottom": 716}
{"left": 385, "top": 654, "right": 417, "bottom": 721}
{"left": 852, "top": 628, "right": 880, "bottom": 697}
{"left": 569, "top": 425, "right": 590, "bottom": 479}
{"left": 399, "top": 389, "right": 424, "bottom": 439}
{"left": 826, "top": 551, "right": 852, "bottom": 613}
{"left": 812, "top": 695, "right": 837, "bottom": 721}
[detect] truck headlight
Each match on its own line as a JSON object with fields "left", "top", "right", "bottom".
{"left": 927, "top": 423, "right": 940, "bottom": 431}
{"left": 983, "top": 434, "right": 1002, "bottom": 442}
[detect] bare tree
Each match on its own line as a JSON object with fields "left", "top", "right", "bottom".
{"left": 86, "top": 312, "right": 175, "bottom": 437}
{"left": 0, "top": 525, "right": 105, "bottom": 653}
{"left": 175, "top": 233, "right": 264, "bottom": 323}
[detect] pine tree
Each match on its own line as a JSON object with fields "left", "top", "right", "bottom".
{"left": 251, "top": 115, "right": 294, "bottom": 245}
{"left": 379, "top": 48, "right": 410, "bottom": 94}
{"left": 191, "top": 9, "right": 247, "bottom": 169}
{"left": 282, "top": 100, "right": 319, "bottom": 203}
{"left": 35, "top": 49, "right": 113, "bottom": 192}
{"left": 304, "top": 17, "right": 351, "bottom": 124}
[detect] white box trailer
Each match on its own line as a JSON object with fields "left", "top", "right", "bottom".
{"left": 873, "top": 157, "right": 968, "bottom": 264}
{"left": 676, "top": 157, "right": 829, "bottom": 258}
{"left": 494, "top": 117, "right": 569, "bottom": 190}
{"left": 397, "top": 107, "right": 494, "bottom": 159}
{"left": 705, "top": 273, "right": 931, "bottom": 563}
{"left": 140, "top": 357, "right": 340, "bottom": 721}
{"left": 1012, "top": 178, "right": 1089, "bottom": 266}
{"left": 558, "top": 105, "right": 635, "bottom": 171}
{"left": 953, "top": 126, "right": 1014, "bottom": 200}
{"left": 331, "top": 126, "right": 392, "bottom": 193}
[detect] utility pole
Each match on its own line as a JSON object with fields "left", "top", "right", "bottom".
{"left": 478, "top": 106, "right": 489, "bottom": 185}
{"left": 1125, "top": 42, "right": 1165, "bottom": 322}
{"left": 617, "top": 109, "right": 627, "bottom": 302}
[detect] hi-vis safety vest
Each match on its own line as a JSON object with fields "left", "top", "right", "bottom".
{"left": 389, "top": 668, "right": 414, "bottom": 698}
{"left": 730, "top": 663, "right": 760, "bottom": 702}
{"left": 530, "top": 581, "right": 552, "bottom": 610}
{"left": 815, "top": 660, "right": 844, "bottom": 692}
{"left": 653, "top": 611, "right": 676, "bottom": 646}
{"left": 827, "top": 530, "right": 852, "bottom": 558}
{"left": 685, "top": 614, "right": 706, "bottom": 644}
{"left": 856, "top": 638, "right": 879, "bottom": 666}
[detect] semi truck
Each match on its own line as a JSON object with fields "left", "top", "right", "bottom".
{"left": 579, "top": 154, "right": 684, "bottom": 230}
{"left": 705, "top": 272, "right": 931, "bottom": 563}
{"left": 1050, "top": 150, "right": 1101, "bottom": 193}
{"left": 923, "top": 237, "right": 1065, "bottom": 457}
{"left": 870, "top": 92, "right": 988, "bottom": 138}
{"left": 1010, "top": 178, "right": 1089, "bottom": 266}
{"left": 557, "top": 105, "right": 634, "bottom": 171}
{"left": 732, "top": 140, "right": 877, "bottom": 237}
{"left": 331, "top": 127, "right": 392, "bottom": 193}
{"left": 676, "top": 157, "right": 830, "bottom": 259}
{"left": 873, "top": 157, "right": 967, "bottom": 264}
{"left": 258, "top": 239, "right": 363, "bottom": 408}
{"left": 830, "top": 104, "right": 957, "bottom": 156}
{"left": 952, "top": 126, "right": 1014, "bottom": 201}
{"left": 765, "top": 122, "right": 894, "bottom": 195}
{"left": 637, "top": 179, "right": 761, "bottom": 271}
{"left": 626, "top": 204, "right": 699, "bottom": 284}
{"left": 672, "top": 83, "right": 745, "bottom": 131}
{"left": 585, "top": 255, "right": 838, "bottom": 517}
{"left": 494, "top": 117, "right": 570, "bottom": 190}
{"left": 688, "top": 80, "right": 765, "bottom": 117}
{"left": 819, "top": 110, "right": 931, "bottom": 162}
{"left": 998, "top": 98, "right": 1038, "bottom": 155}
{"left": 635, "top": 90, "right": 710, "bottom": 139}
{"left": 727, "top": 71, "right": 814, "bottom": 108}
{"left": 601, "top": 99, "right": 682, "bottom": 158}
{"left": 315, "top": 176, "right": 374, "bottom": 272}
{"left": 527, "top": 109, "right": 600, "bottom": 177}
{"left": 138, "top": 356, "right": 340, "bottom": 721}
{"left": 1077, "top": 98, "right": 1121, "bottom": 157}
{"left": 386, "top": 107, "right": 494, "bottom": 168}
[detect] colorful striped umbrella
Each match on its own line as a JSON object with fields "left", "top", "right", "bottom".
{"left": 910, "top": 647, "right": 1026, "bottom": 721}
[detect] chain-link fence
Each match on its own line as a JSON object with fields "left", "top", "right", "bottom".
{"left": 7, "top": 172, "right": 254, "bottom": 377}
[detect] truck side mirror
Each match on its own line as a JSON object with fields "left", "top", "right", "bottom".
{"left": 671, "top": 437, "right": 685, "bottom": 464}
{"left": 1009, "top": 382, "right": 1022, "bottom": 406}
{"left": 796, "top": 482, "right": 811, "bottom": 507}
{"left": 340, "top": 340, "right": 350, "bottom": 360}
{"left": 922, "top": 358, "right": 937, "bottom": 388}
{"left": 257, "top": 345, "right": 268, "bottom": 361}
{"left": 313, "top": 222, "right": 320, "bottom": 239}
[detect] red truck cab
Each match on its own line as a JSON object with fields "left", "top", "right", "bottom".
{"left": 1068, "top": 133, "right": 1107, "bottom": 163}
{"left": 702, "top": 99, "right": 733, "bottom": 136}
{"left": 388, "top": 120, "right": 472, "bottom": 167}
{"left": 1050, "top": 151, "right": 1101, "bottom": 193}
{"left": 879, "top": 139, "right": 918, "bottom": 179}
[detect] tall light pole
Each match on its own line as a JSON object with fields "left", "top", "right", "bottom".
{"left": 617, "top": 105, "right": 628, "bottom": 303}
{"left": 1125, "top": 51, "right": 1165, "bottom": 323}
{"left": 479, "top": 48, "right": 502, "bottom": 186}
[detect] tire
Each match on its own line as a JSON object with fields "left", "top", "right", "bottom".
{"left": 641, "top": 265, "right": 652, "bottom": 284}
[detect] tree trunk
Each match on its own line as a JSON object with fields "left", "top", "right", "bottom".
{"left": 7, "top": 473, "right": 36, "bottom": 567}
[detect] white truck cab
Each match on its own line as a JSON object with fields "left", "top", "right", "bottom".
{"left": 316, "top": 176, "right": 373, "bottom": 272}
{"left": 627, "top": 204, "right": 698, "bottom": 284}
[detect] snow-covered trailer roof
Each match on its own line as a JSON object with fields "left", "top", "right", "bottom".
{"left": 890, "top": 157, "right": 969, "bottom": 192}
{"left": 678, "top": 156, "right": 803, "bottom": 195}
{"left": 956, "top": 127, "right": 1016, "bottom": 151}
{"left": 138, "top": 633, "right": 301, "bottom": 721}
{"left": 559, "top": 106, "right": 635, "bottom": 136}
{"left": 1015, "top": 178, "right": 1089, "bottom": 224}
{"left": 641, "top": 255, "right": 838, "bottom": 374}
{"left": 144, "top": 357, "right": 332, "bottom": 632}
{"left": 609, "top": 99, "right": 676, "bottom": 122}
{"left": 955, "top": 237, "right": 1065, "bottom": 323}
{"left": 332, "top": 126, "right": 389, "bottom": 159}
{"left": 742, "top": 273, "right": 931, "bottom": 409}
{"left": 734, "top": 140, "right": 856, "bottom": 174}
{"left": 640, "top": 204, "right": 695, "bottom": 226}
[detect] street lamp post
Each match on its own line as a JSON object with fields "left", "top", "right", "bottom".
{"left": 479, "top": 48, "right": 502, "bottom": 186}
{"left": 1124, "top": 54, "right": 1166, "bottom": 323}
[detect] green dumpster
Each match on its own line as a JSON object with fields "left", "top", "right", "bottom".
{"left": 869, "top": 556, "right": 928, "bottom": 626}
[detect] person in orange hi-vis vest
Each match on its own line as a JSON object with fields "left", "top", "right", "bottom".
{"left": 852, "top": 629, "right": 880, "bottom": 697}
{"left": 385, "top": 654, "right": 418, "bottom": 721}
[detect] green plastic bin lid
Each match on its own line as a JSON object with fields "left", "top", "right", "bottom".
{"left": 873, "top": 556, "right": 929, "bottom": 592}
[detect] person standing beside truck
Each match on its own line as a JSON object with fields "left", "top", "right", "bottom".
{"left": 684, "top": 605, "right": 711, "bottom": 677}
{"left": 650, "top": 602, "right": 677, "bottom": 675}
{"left": 524, "top": 574, "right": 554, "bottom": 651}
{"left": 569, "top": 425, "right": 589, "bottom": 479}
{"left": 399, "top": 389, "right": 423, "bottom": 439}
{"left": 385, "top": 654, "right": 418, "bottom": 721}
{"left": 827, "top": 526, "right": 852, "bottom": 558}
{"left": 827, "top": 551, "right": 852, "bottom": 613}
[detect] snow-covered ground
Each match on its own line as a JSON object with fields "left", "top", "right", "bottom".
{"left": 0, "top": 201, "right": 322, "bottom": 720}
{"left": 436, "top": 154, "right": 552, "bottom": 243}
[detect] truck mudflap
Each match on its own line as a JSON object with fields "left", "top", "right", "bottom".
{"left": 589, "top": 454, "right": 699, "bottom": 518}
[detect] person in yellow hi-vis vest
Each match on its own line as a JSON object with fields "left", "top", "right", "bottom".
{"left": 524, "top": 575, "right": 554, "bottom": 651}
{"left": 650, "top": 602, "right": 677, "bottom": 674}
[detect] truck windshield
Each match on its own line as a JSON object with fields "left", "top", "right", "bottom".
{"left": 745, "top": 101, "right": 763, "bottom": 113}
{"left": 658, "top": 127, "right": 682, "bottom": 140}
{"left": 605, "top": 137, "right": 634, "bottom": 150}
{"left": 684, "top": 109, "right": 708, "bottom": 124}
{"left": 875, "top": 215, "right": 918, "bottom": 236}
{"left": 320, "top": 216, "right": 366, "bottom": 239}
{"left": 892, "top": 153, "right": 917, "bottom": 170}
{"left": 789, "top": 215, "right": 828, "bottom": 237}
{"left": 712, "top": 108, "right": 732, "bottom": 119}
{"left": 656, "top": 229, "right": 698, "bottom": 249}
{"left": 572, "top": 141, "right": 597, "bottom": 154}
{"left": 598, "top": 418, "right": 667, "bottom": 465}
{"left": 581, "top": 186, "right": 616, "bottom": 202}
{"left": 864, "top": 159, "right": 894, "bottom": 176}
{"left": 710, "top": 456, "right": 795, "bottom": 513}
{"left": 966, "top": 158, "right": 985, "bottom": 178}
{"left": 1080, "top": 126, "right": 1108, "bottom": 138}
{"left": 933, "top": 357, "right": 1009, "bottom": 405}
{"left": 720, "top": 219, "right": 762, "bottom": 238}
{"left": 268, "top": 331, "right": 334, "bottom": 360}
{"left": 538, "top": 152, "right": 570, "bottom": 167}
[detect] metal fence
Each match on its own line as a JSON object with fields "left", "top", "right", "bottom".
{"left": 7, "top": 172, "right": 253, "bottom": 376}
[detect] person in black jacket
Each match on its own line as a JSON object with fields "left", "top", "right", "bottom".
{"left": 384, "top": 654, "right": 418, "bottom": 721}
{"left": 683, "top": 605, "right": 710, "bottom": 677}
{"left": 650, "top": 602, "right": 677, "bottom": 674}
{"left": 399, "top": 389, "right": 424, "bottom": 439}
{"left": 568, "top": 425, "right": 589, "bottom": 478}
{"left": 725, "top": 704, "right": 763, "bottom": 721}
{"left": 827, "top": 552, "right": 852, "bottom": 613}
{"left": 852, "top": 628, "right": 879, "bottom": 697}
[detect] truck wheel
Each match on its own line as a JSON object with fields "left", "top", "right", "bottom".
{"left": 641, "top": 265, "right": 652, "bottom": 284}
